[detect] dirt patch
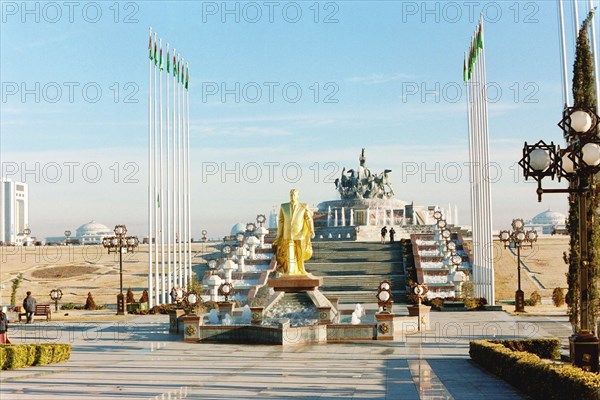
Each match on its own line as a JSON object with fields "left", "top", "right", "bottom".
{"left": 31, "top": 265, "right": 100, "bottom": 280}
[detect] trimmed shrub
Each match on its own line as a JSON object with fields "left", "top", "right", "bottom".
{"left": 84, "top": 292, "right": 97, "bottom": 310}
{"left": 126, "top": 288, "right": 135, "bottom": 304}
{"left": 552, "top": 287, "right": 566, "bottom": 307}
{"left": 529, "top": 291, "right": 542, "bottom": 306}
{"left": 1, "top": 343, "right": 71, "bottom": 370}
{"left": 490, "top": 338, "right": 560, "bottom": 359}
{"left": 470, "top": 340, "right": 600, "bottom": 400}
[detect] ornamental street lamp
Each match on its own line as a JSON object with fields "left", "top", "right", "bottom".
{"left": 498, "top": 219, "right": 538, "bottom": 312}
{"left": 102, "top": 224, "right": 139, "bottom": 315}
{"left": 519, "top": 106, "right": 600, "bottom": 371}
{"left": 64, "top": 230, "right": 72, "bottom": 245}
{"left": 49, "top": 288, "right": 63, "bottom": 312}
{"left": 22, "top": 227, "right": 31, "bottom": 246}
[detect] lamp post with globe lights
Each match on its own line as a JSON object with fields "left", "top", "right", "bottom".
{"left": 519, "top": 106, "right": 600, "bottom": 371}
{"left": 498, "top": 219, "right": 538, "bottom": 313}
{"left": 49, "top": 289, "right": 63, "bottom": 312}
{"left": 64, "top": 230, "right": 72, "bottom": 245}
{"left": 102, "top": 225, "right": 139, "bottom": 315}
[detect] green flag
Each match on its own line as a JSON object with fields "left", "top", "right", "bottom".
{"left": 463, "top": 55, "right": 467, "bottom": 82}
{"left": 148, "top": 36, "right": 152, "bottom": 60}
{"left": 185, "top": 67, "right": 189, "bottom": 90}
{"left": 166, "top": 51, "right": 170, "bottom": 73}
{"left": 477, "top": 23, "right": 483, "bottom": 50}
{"left": 173, "top": 56, "right": 177, "bottom": 78}
{"left": 154, "top": 43, "right": 158, "bottom": 66}
{"left": 159, "top": 48, "right": 163, "bottom": 71}
{"left": 157, "top": 194, "right": 160, "bottom": 208}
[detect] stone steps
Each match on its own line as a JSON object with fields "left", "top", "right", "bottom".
{"left": 307, "top": 262, "right": 401, "bottom": 276}
{"left": 322, "top": 274, "right": 405, "bottom": 292}
{"left": 323, "top": 290, "right": 407, "bottom": 304}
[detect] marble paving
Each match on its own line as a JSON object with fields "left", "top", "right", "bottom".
{"left": 0, "top": 311, "right": 569, "bottom": 399}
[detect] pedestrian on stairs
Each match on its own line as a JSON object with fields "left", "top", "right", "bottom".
{"left": 389, "top": 227, "right": 396, "bottom": 243}
{"left": 380, "top": 226, "right": 388, "bottom": 244}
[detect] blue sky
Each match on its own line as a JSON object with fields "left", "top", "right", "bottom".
{"left": 1, "top": 1, "right": 596, "bottom": 238}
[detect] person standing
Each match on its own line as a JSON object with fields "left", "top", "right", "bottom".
{"left": 389, "top": 227, "right": 396, "bottom": 243}
{"left": 0, "top": 309, "right": 8, "bottom": 344}
{"left": 380, "top": 226, "right": 388, "bottom": 244}
{"left": 23, "top": 291, "right": 37, "bottom": 324}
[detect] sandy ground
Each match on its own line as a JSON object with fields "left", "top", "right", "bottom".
{"left": 1, "top": 237, "right": 570, "bottom": 309}
{"left": 0, "top": 243, "right": 216, "bottom": 308}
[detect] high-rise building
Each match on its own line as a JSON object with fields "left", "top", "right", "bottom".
{"left": 0, "top": 178, "right": 29, "bottom": 245}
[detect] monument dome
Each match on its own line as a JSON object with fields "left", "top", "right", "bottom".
{"left": 531, "top": 209, "right": 566, "bottom": 226}
{"left": 75, "top": 220, "right": 113, "bottom": 244}
{"left": 230, "top": 223, "right": 246, "bottom": 236}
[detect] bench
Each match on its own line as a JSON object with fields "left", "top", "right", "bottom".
{"left": 18, "top": 304, "right": 51, "bottom": 322}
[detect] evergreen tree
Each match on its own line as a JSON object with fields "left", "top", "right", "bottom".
{"left": 568, "top": 10, "right": 599, "bottom": 332}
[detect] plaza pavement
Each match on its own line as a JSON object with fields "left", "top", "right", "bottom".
{"left": 0, "top": 310, "right": 572, "bottom": 399}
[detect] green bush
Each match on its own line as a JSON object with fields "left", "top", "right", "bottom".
{"left": 470, "top": 340, "right": 600, "bottom": 400}
{"left": 0, "top": 343, "right": 71, "bottom": 370}
{"left": 490, "top": 338, "right": 561, "bottom": 359}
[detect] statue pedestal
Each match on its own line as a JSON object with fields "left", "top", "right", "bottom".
{"left": 268, "top": 274, "right": 323, "bottom": 293}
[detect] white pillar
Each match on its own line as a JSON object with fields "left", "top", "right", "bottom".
{"left": 327, "top": 206, "right": 332, "bottom": 227}
{"left": 334, "top": 209, "right": 338, "bottom": 227}
{"left": 366, "top": 208, "right": 371, "bottom": 226}
{"left": 223, "top": 259, "right": 237, "bottom": 284}
{"left": 341, "top": 207, "right": 346, "bottom": 227}
{"left": 350, "top": 208, "right": 354, "bottom": 226}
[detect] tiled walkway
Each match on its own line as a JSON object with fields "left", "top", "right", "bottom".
{"left": 1, "top": 311, "right": 568, "bottom": 399}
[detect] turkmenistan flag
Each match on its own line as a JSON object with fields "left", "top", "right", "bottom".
{"left": 180, "top": 64, "right": 184, "bottom": 84}
{"left": 157, "top": 194, "right": 161, "bottom": 208}
{"left": 463, "top": 55, "right": 467, "bottom": 82}
{"left": 148, "top": 36, "right": 153, "bottom": 60}
{"left": 173, "top": 56, "right": 177, "bottom": 77}
{"left": 185, "top": 67, "right": 189, "bottom": 90}
{"left": 159, "top": 48, "right": 163, "bottom": 71}
{"left": 154, "top": 43, "right": 158, "bottom": 66}
{"left": 477, "top": 23, "right": 483, "bottom": 50}
{"left": 167, "top": 51, "right": 170, "bottom": 73}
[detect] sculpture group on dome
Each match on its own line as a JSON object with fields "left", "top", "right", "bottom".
{"left": 334, "top": 149, "right": 395, "bottom": 200}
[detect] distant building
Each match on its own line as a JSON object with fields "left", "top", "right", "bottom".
{"left": 46, "top": 220, "right": 113, "bottom": 245}
{"left": 525, "top": 209, "right": 567, "bottom": 235}
{"left": 0, "top": 178, "right": 29, "bottom": 245}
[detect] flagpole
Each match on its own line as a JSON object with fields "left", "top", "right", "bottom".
{"left": 478, "top": 18, "right": 492, "bottom": 303}
{"left": 159, "top": 39, "right": 165, "bottom": 305}
{"left": 166, "top": 43, "right": 172, "bottom": 297}
{"left": 181, "top": 60, "right": 188, "bottom": 288}
{"left": 558, "top": 0, "right": 570, "bottom": 107}
{"left": 464, "top": 52, "right": 476, "bottom": 293}
{"left": 153, "top": 32, "right": 160, "bottom": 307}
{"left": 187, "top": 62, "right": 192, "bottom": 283}
{"left": 183, "top": 65, "right": 189, "bottom": 288}
{"left": 177, "top": 54, "right": 183, "bottom": 288}
{"left": 172, "top": 50, "right": 178, "bottom": 289}
{"left": 147, "top": 27, "right": 154, "bottom": 309}
{"left": 573, "top": 0, "right": 580, "bottom": 45}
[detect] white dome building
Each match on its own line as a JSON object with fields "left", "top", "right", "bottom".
{"left": 75, "top": 220, "right": 113, "bottom": 244}
{"left": 526, "top": 209, "right": 567, "bottom": 235}
{"left": 230, "top": 223, "right": 246, "bottom": 236}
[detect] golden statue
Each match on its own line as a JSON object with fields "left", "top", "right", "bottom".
{"left": 273, "top": 189, "right": 315, "bottom": 275}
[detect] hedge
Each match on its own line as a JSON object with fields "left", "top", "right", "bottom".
{"left": 0, "top": 343, "right": 71, "bottom": 370}
{"left": 470, "top": 339, "right": 600, "bottom": 400}
{"left": 490, "top": 338, "right": 561, "bottom": 359}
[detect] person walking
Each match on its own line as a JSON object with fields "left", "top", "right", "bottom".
{"left": 23, "top": 291, "right": 37, "bottom": 324}
{"left": 380, "top": 226, "right": 388, "bottom": 244}
{"left": 389, "top": 227, "right": 396, "bottom": 243}
{"left": 0, "top": 309, "right": 8, "bottom": 344}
